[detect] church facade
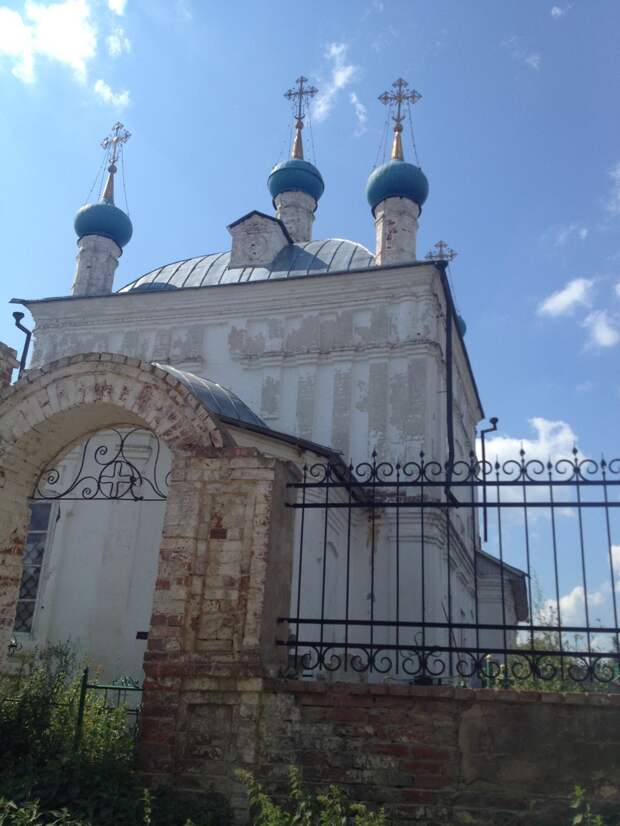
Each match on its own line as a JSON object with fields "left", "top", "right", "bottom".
{"left": 0, "top": 80, "right": 525, "bottom": 688}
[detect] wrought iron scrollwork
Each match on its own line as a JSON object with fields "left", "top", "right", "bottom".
{"left": 284, "top": 641, "right": 620, "bottom": 687}
{"left": 283, "top": 446, "right": 620, "bottom": 688}
{"left": 33, "top": 427, "right": 169, "bottom": 502}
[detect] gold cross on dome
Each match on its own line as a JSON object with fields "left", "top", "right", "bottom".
{"left": 379, "top": 78, "right": 421, "bottom": 130}
{"left": 285, "top": 76, "right": 318, "bottom": 125}
{"left": 378, "top": 78, "right": 421, "bottom": 160}
{"left": 101, "top": 122, "right": 131, "bottom": 167}
{"left": 426, "top": 240, "right": 457, "bottom": 262}
{"left": 99, "top": 122, "right": 130, "bottom": 204}
{"left": 284, "top": 76, "right": 318, "bottom": 160}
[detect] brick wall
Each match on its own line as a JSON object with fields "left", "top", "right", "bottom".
{"left": 249, "top": 680, "right": 620, "bottom": 826}
{"left": 0, "top": 342, "right": 18, "bottom": 389}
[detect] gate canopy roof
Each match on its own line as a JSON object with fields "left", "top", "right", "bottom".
{"left": 154, "top": 363, "right": 266, "bottom": 429}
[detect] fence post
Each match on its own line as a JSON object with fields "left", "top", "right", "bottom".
{"left": 73, "top": 666, "right": 89, "bottom": 753}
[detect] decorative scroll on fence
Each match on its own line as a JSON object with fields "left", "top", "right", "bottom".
{"left": 278, "top": 449, "right": 620, "bottom": 687}
{"left": 32, "top": 427, "right": 169, "bottom": 502}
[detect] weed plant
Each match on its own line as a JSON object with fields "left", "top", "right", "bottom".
{"left": 0, "top": 645, "right": 228, "bottom": 826}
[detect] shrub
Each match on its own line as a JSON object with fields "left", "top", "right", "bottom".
{"left": 237, "top": 767, "right": 388, "bottom": 825}
{"left": 570, "top": 786, "right": 616, "bottom": 826}
{"left": 0, "top": 645, "right": 229, "bottom": 826}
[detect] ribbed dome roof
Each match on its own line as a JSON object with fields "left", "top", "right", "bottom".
{"left": 366, "top": 159, "right": 429, "bottom": 213}
{"left": 119, "top": 239, "right": 375, "bottom": 292}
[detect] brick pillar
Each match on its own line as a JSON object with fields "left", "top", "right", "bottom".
{"left": 138, "top": 449, "right": 299, "bottom": 817}
{"left": 0, "top": 344, "right": 24, "bottom": 662}
{"left": 0, "top": 343, "right": 19, "bottom": 389}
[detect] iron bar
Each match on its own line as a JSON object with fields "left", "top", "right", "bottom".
{"left": 602, "top": 459, "right": 620, "bottom": 658}
{"left": 319, "top": 463, "right": 330, "bottom": 670}
{"left": 345, "top": 462, "right": 353, "bottom": 672}
{"left": 293, "top": 464, "right": 307, "bottom": 671}
{"left": 395, "top": 462, "right": 401, "bottom": 672}
{"left": 548, "top": 460, "right": 565, "bottom": 681}
{"left": 573, "top": 450, "right": 592, "bottom": 656}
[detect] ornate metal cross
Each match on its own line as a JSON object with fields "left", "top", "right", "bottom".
{"left": 379, "top": 78, "right": 421, "bottom": 160}
{"left": 379, "top": 78, "right": 421, "bottom": 130}
{"left": 285, "top": 76, "right": 318, "bottom": 125}
{"left": 101, "top": 121, "right": 131, "bottom": 167}
{"left": 99, "top": 460, "right": 139, "bottom": 499}
{"left": 426, "top": 240, "right": 457, "bottom": 262}
{"left": 285, "top": 76, "right": 318, "bottom": 160}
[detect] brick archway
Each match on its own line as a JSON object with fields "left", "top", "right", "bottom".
{"left": 0, "top": 352, "right": 299, "bottom": 814}
{"left": 0, "top": 352, "right": 228, "bottom": 664}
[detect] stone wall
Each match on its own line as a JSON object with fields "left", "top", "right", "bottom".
{"left": 254, "top": 681, "right": 620, "bottom": 825}
{"left": 154, "top": 678, "right": 620, "bottom": 825}
{"left": 0, "top": 342, "right": 18, "bottom": 389}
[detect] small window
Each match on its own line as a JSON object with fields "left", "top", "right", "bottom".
{"left": 14, "top": 502, "right": 53, "bottom": 633}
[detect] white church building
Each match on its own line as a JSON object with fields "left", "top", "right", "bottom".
{"left": 3, "top": 78, "right": 527, "bottom": 683}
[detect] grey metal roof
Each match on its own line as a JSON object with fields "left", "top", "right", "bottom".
{"left": 119, "top": 239, "right": 375, "bottom": 293}
{"left": 154, "top": 363, "right": 266, "bottom": 428}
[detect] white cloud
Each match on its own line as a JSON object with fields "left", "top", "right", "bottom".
{"left": 350, "top": 92, "right": 367, "bottom": 137}
{"left": 540, "top": 586, "right": 605, "bottom": 626}
{"left": 607, "top": 162, "right": 620, "bottom": 217}
{"left": 502, "top": 36, "right": 542, "bottom": 71}
{"left": 0, "top": 0, "right": 97, "bottom": 84}
{"left": 616, "top": 282, "right": 620, "bottom": 299}
{"left": 0, "top": 7, "right": 34, "bottom": 82}
{"left": 612, "top": 545, "right": 620, "bottom": 577}
{"left": 550, "top": 5, "right": 565, "bottom": 17}
{"left": 525, "top": 53, "right": 541, "bottom": 70}
{"left": 547, "top": 222, "right": 589, "bottom": 246}
{"left": 480, "top": 417, "right": 578, "bottom": 467}
{"left": 107, "top": 0, "right": 126, "bottom": 15}
{"left": 106, "top": 25, "right": 130, "bottom": 56}
{"left": 538, "top": 278, "right": 594, "bottom": 317}
{"left": 313, "top": 42, "right": 358, "bottom": 123}
{"left": 582, "top": 310, "right": 620, "bottom": 348}
{"left": 93, "top": 77, "right": 129, "bottom": 108}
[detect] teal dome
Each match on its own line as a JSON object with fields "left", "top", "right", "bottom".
{"left": 74, "top": 202, "right": 133, "bottom": 248}
{"left": 366, "top": 159, "right": 429, "bottom": 213}
{"left": 457, "top": 314, "right": 467, "bottom": 337}
{"left": 268, "top": 159, "right": 324, "bottom": 206}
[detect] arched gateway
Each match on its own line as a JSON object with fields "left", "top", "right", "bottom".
{"left": 0, "top": 353, "right": 300, "bottom": 687}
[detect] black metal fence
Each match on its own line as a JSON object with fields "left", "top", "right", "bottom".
{"left": 1, "top": 665, "right": 143, "bottom": 752}
{"left": 75, "top": 667, "right": 143, "bottom": 747}
{"left": 277, "top": 450, "right": 620, "bottom": 688}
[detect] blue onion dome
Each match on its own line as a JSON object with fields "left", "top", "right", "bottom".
{"left": 268, "top": 159, "right": 325, "bottom": 207}
{"left": 457, "top": 314, "right": 467, "bottom": 337}
{"left": 74, "top": 201, "right": 133, "bottom": 248}
{"left": 366, "top": 159, "right": 429, "bottom": 214}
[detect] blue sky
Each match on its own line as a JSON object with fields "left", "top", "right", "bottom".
{"left": 0, "top": 0, "right": 619, "bottom": 634}
{"left": 1, "top": 0, "right": 619, "bottom": 458}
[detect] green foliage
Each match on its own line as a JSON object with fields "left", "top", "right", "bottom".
{"left": 570, "top": 787, "right": 614, "bottom": 826}
{"left": 492, "top": 627, "right": 617, "bottom": 694}
{"left": 237, "top": 767, "right": 388, "bottom": 826}
{"left": 481, "top": 583, "right": 618, "bottom": 694}
{"left": 0, "top": 645, "right": 229, "bottom": 826}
